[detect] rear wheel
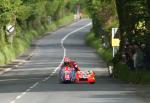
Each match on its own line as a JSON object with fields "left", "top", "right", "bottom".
{"left": 75, "top": 79, "right": 79, "bottom": 83}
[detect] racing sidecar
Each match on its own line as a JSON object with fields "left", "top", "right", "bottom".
{"left": 75, "top": 70, "right": 96, "bottom": 84}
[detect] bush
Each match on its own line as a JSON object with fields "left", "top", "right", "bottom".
{"left": 56, "top": 14, "right": 74, "bottom": 26}
{"left": 13, "top": 38, "right": 28, "bottom": 55}
{"left": 114, "top": 63, "right": 150, "bottom": 84}
{"left": 46, "top": 14, "right": 74, "bottom": 32}
{"left": 0, "top": 51, "right": 5, "bottom": 65}
{"left": 1, "top": 45, "right": 16, "bottom": 63}
{"left": 97, "top": 48, "right": 112, "bottom": 62}
{"left": 30, "top": 30, "right": 38, "bottom": 37}
{"left": 0, "top": 14, "right": 74, "bottom": 65}
{"left": 86, "top": 32, "right": 95, "bottom": 44}
{"left": 36, "top": 26, "right": 45, "bottom": 35}
{"left": 86, "top": 32, "right": 112, "bottom": 62}
{"left": 47, "top": 23, "right": 57, "bottom": 31}
{"left": 142, "top": 72, "right": 150, "bottom": 84}
{"left": 113, "top": 63, "right": 130, "bottom": 81}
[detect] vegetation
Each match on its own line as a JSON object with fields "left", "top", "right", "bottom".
{"left": 114, "top": 63, "right": 150, "bottom": 84}
{"left": 0, "top": 0, "right": 79, "bottom": 65}
{"left": 86, "top": 32, "right": 112, "bottom": 62}
{"left": 85, "top": 0, "right": 117, "bottom": 63}
{"left": 113, "top": 0, "right": 150, "bottom": 83}
{"left": 85, "top": 0, "right": 150, "bottom": 84}
{"left": 1, "top": 0, "right": 150, "bottom": 83}
{"left": 86, "top": 0, "right": 118, "bottom": 36}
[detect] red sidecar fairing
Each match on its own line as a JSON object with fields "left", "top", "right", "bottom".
{"left": 75, "top": 71, "right": 96, "bottom": 84}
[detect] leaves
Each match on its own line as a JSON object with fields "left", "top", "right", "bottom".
{"left": 86, "top": 0, "right": 118, "bottom": 37}
{"left": 0, "top": 0, "right": 77, "bottom": 44}
{"left": 0, "top": 0, "right": 22, "bottom": 24}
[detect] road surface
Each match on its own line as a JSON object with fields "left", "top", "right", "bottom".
{"left": 0, "top": 19, "right": 149, "bottom": 103}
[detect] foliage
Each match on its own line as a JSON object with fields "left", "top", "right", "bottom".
{"left": 0, "top": 0, "right": 77, "bottom": 65}
{"left": 84, "top": 0, "right": 150, "bottom": 84}
{"left": 115, "top": 0, "right": 149, "bottom": 60}
{"left": 0, "top": 0, "right": 22, "bottom": 25}
{"left": 85, "top": 0, "right": 118, "bottom": 37}
{"left": 114, "top": 63, "right": 150, "bottom": 84}
{"left": 86, "top": 32, "right": 113, "bottom": 62}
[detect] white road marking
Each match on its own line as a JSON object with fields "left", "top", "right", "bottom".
{"left": 52, "top": 71, "right": 55, "bottom": 74}
{"left": 10, "top": 100, "right": 15, "bottom": 103}
{"left": 22, "top": 92, "right": 27, "bottom": 95}
{"left": 29, "top": 82, "right": 39, "bottom": 89}
{"left": 26, "top": 88, "right": 31, "bottom": 92}
{"left": 42, "top": 79, "right": 47, "bottom": 82}
{"left": 9, "top": 20, "right": 91, "bottom": 103}
{"left": 16, "top": 95, "right": 22, "bottom": 100}
{"left": 50, "top": 73, "right": 54, "bottom": 76}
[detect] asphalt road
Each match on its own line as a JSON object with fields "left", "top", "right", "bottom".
{"left": 0, "top": 19, "right": 150, "bottom": 103}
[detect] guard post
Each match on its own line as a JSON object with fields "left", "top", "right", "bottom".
{"left": 6, "top": 24, "right": 15, "bottom": 48}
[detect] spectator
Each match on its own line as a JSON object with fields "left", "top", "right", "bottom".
{"left": 125, "top": 44, "right": 135, "bottom": 70}
{"left": 141, "top": 44, "right": 150, "bottom": 70}
{"left": 132, "top": 43, "right": 146, "bottom": 70}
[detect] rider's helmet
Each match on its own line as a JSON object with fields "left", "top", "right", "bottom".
{"left": 73, "top": 62, "right": 78, "bottom": 68}
{"left": 88, "top": 70, "right": 93, "bottom": 74}
{"left": 64, "top": 57, "right": 70, "bottom": 66}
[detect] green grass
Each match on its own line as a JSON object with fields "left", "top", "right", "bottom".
{"left": 97, "top": 48, "right": 112, "bottom": 62}
{"left": 13, "top": 38, "right": 29, "bottom": 55}
{"left": 56, "top": 14, "right": 74, "bottom": 26}
{"left": 114, "top": 63, "right": 150, "bottom": 84}
{"left": 0, "top": 50, "right": 5, "bottom": 65}
{"left": 47, "top": 14, "right": 74, "bottom": 32}
{"left": 0, "top": 45, "right": 16, "bottom": 64}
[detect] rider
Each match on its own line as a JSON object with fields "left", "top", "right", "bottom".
{"left": 63, "top": 57, "right": 70, "bottom": 67}
{"left": 61, "top": 57, "right": 77, "bottom": 81}
{"left": 70, "top": 60, "right": 80, "bottom": 72}
{"left": 61, "top": 56, "right": 80, "bottom": 72}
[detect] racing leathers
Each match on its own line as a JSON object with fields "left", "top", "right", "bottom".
{"left": 69, "top": 61, "right": 80, "bottom": 72}
{"left": 61, "top": 57, "right": 80, "bottom": 72}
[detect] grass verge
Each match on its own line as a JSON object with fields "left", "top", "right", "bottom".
{"left": 86, "top": 32, "right": 112, "bottom": 62}
{"left": 114, "top": 63, "right": 150, "bottom": 84}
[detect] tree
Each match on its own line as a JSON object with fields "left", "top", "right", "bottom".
{"left": 114, "top": 0, "right": 148, "bottom": 63}
{"left": 0, "top": 0, "right": 22, "bottom": 45}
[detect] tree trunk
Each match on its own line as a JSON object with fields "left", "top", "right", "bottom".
{"left": 115, "top": 0, "right": 127, "bottom": 61}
